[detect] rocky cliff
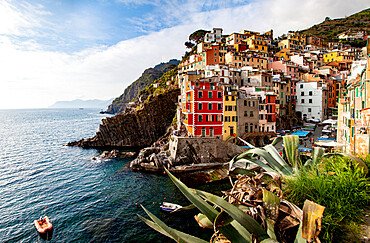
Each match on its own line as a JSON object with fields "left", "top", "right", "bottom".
{"left": 68, "top": 89, "right": 180, "bottom": 149}
{"left": 105, "top": 59, "right": 180, "bottom": 114}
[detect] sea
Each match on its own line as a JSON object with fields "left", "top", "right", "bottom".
{"left": 0, "top": 108, "right": 217, "bottom": 242}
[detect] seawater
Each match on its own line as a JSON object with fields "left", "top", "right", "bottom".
{"left": 0, "top": 109, "right": 213, "bottom": 242}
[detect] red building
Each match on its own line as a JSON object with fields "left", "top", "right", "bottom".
{"left": 182, "top": 77, "right": 224, "bottom": 137}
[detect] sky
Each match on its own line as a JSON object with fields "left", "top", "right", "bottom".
{"left": 0, "top": 0, "right": 369, "bottom": 109}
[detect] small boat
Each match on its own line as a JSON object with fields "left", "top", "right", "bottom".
{"left": 34, "top": 216, "right": 53, "bottom": 240}
{"left": 160, "top": 202, "right": 182, "bottom": 212}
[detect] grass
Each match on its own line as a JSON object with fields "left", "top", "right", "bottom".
{"left": 283, "top": 156, "right": 370, "bottom": 242}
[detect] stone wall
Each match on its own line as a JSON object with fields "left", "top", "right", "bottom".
{"left": 169, "top": 136, "right": 246, "bottom": 164}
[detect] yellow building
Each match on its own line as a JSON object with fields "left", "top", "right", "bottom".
{"left": 246, "top": 35, "right": 268, "bottom": 52}
{"left": 223, "top": 92, "right": 238, "bottom": 140}
{"left": 323, "top": 50, "right": 355, "bottom": 63}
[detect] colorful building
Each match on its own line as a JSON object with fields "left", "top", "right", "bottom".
{"left": 182, "top": 77, "right": 224, "bottom": 137}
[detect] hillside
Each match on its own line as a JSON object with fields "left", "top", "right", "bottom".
{"left": 104, "top": 59, "right": 180, "bottom": 114}
{"left": 300, "top": 8, "right": 370, "bottom": 42}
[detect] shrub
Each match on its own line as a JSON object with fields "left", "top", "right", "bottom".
{"left": 284, "top": 156, "right": 370, "bottom": 242}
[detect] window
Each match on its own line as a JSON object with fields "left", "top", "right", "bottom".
{"left": 198, "top": 103, "right": 202, "bottom": 110}
{"left": 208, "top": 91, "right": 213, "bottom": 98}
{"left": 250, "top": 111, "right": 254, "bottom": 117}
{"left": 232, "top": 116, "right": 237, "bottom": 122}
{"left": 309, "top": 99, "right": 312, "bottom": 103}
{"left": 208, "top": 103, "right": 212, "bottom": 110}
{"left": 217, "top": 103, "right": 222, "bottom": 110}
{"left": 301, "top": 91, "right": 304, "bottom": 96}
{"left": 198, "top": 91, "right": 203, "bottom": 98}
{"left": 301, "top": 99, "right": 305, "bottom": 103}
{"left": 245, "top": 123, "right": 248, "bottom": 133}
{"left": 217, "top": 92, "right": 222, "bottom": 98}
{"left": 198, "top": 115, "right": 203, "bottom": 122}
{"left": 244, "top": 100, "right": 248, "bottom": 106}
{"left": 225, "top": 116, "right": 230, "bottom": 122}
{"left": 231, "top": 96, "right": 235, "bottom": 101}
{"left": 308, "top": 108, "right": 312, "bottom": 112}
{"left": 195, "top": 82, "right": 199, "bottom": 87}
{"left": 225, "top": 96, "right": 229, "bottom": 101}
{"left": 300, "top": 84, "right": 303, "bottom": 89}
{"left": 244, "top": 111, "right": 248, "bottom": 116}
{"left": 309, "top": 91, "right": 313, "bottom": 96}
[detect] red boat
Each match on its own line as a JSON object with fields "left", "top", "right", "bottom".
{"left": 34, "top": 216, "right": 53, "bottom": 239}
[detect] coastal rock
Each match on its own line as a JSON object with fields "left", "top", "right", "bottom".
{"left": 99, "top": 150, "right": 137, "bottom": 159}
{"left": 67, "top": 89, "right": 180, "bottom": 149}
{"left": 130, "top": 136, "right": 247, "bottom": 174}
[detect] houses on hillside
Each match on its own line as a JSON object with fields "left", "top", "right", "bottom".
{"left": 175, "top": 27, "right": 369, "bottom": 148}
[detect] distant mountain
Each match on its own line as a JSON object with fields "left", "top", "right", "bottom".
{"left": 300, "top": 8, "right": 370, "bottom": 42}
{"left": 49, "top": 98, "right": 114, "bottom": 109}
{"left": 104, "top": 59, "right": 180, "bottom": 114}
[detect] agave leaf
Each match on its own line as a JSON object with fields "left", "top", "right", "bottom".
{"left": 262, "top": 189, "right": 280, "bottom": 240}
{"left": 266, "top": 219, "right": 277, "bottom": 241}
{"left": 262, "top": 189, "right": 280, "bottom": 222}
{"left": 242, "top": 148, "right": 293, "bottom": 175}
{"left": 165, "top": 168, "right": 219, "bottom": 222}
{"left": 311, "top": 147, "right": 325, "bottom": 165}
{"left": 293, "top": 222, "right": 305, "bottom": 243}
{"left": 260, "top": 239, "right": 279, "bottom": 243}
{"left": 231, "top": 157, "right": 276, "bottom": 174}
{"left": 301, "top": 200, "right": 325, "bottom": 241}
{"left": 180, "top": 204, "right": 196, "bottom": 211}
{"left": 214, "top": 210, "right": 234, "bottom": 229}
{"left": 140, "top": 206, "right": 208, "bottom": 243}
{"left": 264, "top": 144, "right": 292, "bottom": 170}
{"left": 194, "top": 189, "right": 269, "bottom": 241}
{"left": 195, "top": 213, "right": 213, "bottom": 228}
{"left": 283, "top": 135, "right": 300, "bottom": 171}
{"left": 137, "top": 214, "right": 174, "bottom": 240}
{"left": 165, "top": 168, "right": 252, "bottom": 243}
{"left": 238, "top": 137, "right": 256, "bottom": 149}
{"left": 271, "top": 136, "right": 283, "bottom": 146}
{"left": 229, "top": 168, "right": 256, "bottom": 177}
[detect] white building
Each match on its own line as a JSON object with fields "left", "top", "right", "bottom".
{"left": 204, "top": 28, "right": 223, "bottom": 43}
{"left": 296, "top": 81, "right": 328, "bottom": 122}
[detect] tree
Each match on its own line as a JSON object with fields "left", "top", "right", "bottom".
{"left": 189, "top": 29, "right": 209, "bottom": 44}
{"left": 184, "top": 41, "right": 195, "bottom": 49}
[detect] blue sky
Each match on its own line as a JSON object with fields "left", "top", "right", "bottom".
{"left": 0, "top": 0, "right": 369, "bottom": 109}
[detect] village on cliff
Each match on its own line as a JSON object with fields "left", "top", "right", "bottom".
{"left": 124, "top": 26, "right": 370, "bottom": 178}
{"left": 171, "top": 28, "right": 370, "bottom": 154}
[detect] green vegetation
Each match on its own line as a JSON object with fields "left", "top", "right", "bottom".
{"left": 138, "top": 135, "right": 369, "bottom": 242}
{"left": 137, "top": 66, "right": 179, "bottom": 105}
{"left": 300, "top": 8, "right": 370, "bottom": 42}
{"left": 106, "top": 59, "right": 179, "bottom": 114}
{"left": 284, "top": 156, "right": 370, "bottom": 242}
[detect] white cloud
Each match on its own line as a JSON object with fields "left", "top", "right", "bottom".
{"left": 0, "top": 0, "right": 369, "bottom": 109}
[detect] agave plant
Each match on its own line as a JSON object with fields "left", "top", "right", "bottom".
{"left": 229, "top": 135, "right": 324, "bottom": 177}
{"left": 228, "top": 135, "right": 369, "bottom": 178}
{"left": 138, "top": 169, "right": 325, "bottom": 243}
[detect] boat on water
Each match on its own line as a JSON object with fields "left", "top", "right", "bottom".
{"left": 34, "top": 216, "right": 53, "bottom": 240}
{"left": 160, "top": 202, "right": 182, "bottom": 212}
